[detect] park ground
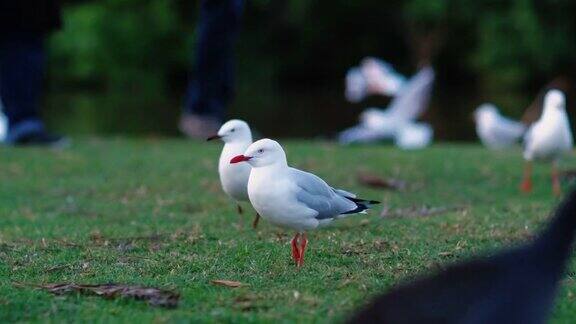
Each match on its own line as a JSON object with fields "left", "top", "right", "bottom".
{"left": 1, "top": 138, "right": 575, "bottom": 322}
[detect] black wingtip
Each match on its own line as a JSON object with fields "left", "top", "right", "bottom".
{"left": 342, "top": 197, "right": 380, "bottom": 215}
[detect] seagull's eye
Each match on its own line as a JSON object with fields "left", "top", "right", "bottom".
{"left": 258, "top": 149, "right": 264, "bottom": 154}
{"left": 230, "top": 128, "right": 235, "bottom": 132}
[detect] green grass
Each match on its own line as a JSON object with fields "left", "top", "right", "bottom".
{"left": 1, "top": 138, "right": 575, "bottom": 323}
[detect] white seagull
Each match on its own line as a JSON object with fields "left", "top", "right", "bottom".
{"left": 230, "top": 139, "right": 379, "bottom": 267}
{"left": 474, "top": 103, "right": 526, "bottom": 149}
{"left": 521, "top": 89, "right": 573, "bottom": 196}
{"left": 338, "top": 66, "right": 435, "bottom": 147}
{"left": 207, "top": 119, "right": 260, "bottom": 228}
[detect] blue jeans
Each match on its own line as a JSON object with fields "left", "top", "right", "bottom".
{"left": 184, "top": 0, "right": 244, "bottom": 123}
{"left": 0, "top": 33, "right": 46, "bottom": 143}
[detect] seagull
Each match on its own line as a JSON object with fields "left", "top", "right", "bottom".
{"left": 207, "top": 119, "right": 260, "bottom": 228}
{"left": 521, "top": 89, "right": 573, "bottom": 196}
{"left": 474, "top": 103, "right": 526, "bottom": 149}
{"left": 349, "top": 188, "right": 576, "bottom": 324}
{"left": 230, "top": 139, "right": 379, "bottom": 267}
{"left": 338, "top": 66, "right": 435, "bottom": 147}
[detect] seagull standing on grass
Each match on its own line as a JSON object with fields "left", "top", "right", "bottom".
{"left": 207, "top": 120, "right": 260, "bottom": 228}
{"left": 521, "top": 89, "right": 573, "bottom": 196}
{"left": 474, "top": 103, "right": 526, "bottom": 149}
{"left": 230, "top": 139, "right": 379, "bottom": 267}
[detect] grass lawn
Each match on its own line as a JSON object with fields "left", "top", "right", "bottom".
{"left": 1, "top": 138, "right": 575, "bottom": 323}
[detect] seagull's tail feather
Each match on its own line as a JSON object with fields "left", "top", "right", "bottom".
{"left": 342, "top": 197, "right": 380, "bottom": 215}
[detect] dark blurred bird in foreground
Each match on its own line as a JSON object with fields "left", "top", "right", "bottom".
{"left": 349, "top": 188, "right": 576, "bottom": 324}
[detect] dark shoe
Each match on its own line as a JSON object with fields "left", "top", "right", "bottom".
{"left": 179, "top": 113, "right": 221, "bottom": 139}
{"left": 12, "top": 131, "right": 70, "bottom": 148}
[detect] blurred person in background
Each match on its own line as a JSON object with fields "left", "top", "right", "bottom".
{"left": 0, "top": 0, "right": 67, "bottom": 146}
{"left": 179, "top": 0, "right": 244, "bottom": 139}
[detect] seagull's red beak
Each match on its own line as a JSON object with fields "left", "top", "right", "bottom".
{"left": 230, "top": 155, "right": 252, "bottom": 164}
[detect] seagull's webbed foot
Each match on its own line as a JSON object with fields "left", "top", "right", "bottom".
{"left": 237, "top": 204, "right": 243, "bottom": 215}
{"left": 297, "top": 233, "right": 308, "bottom": 267}
{"left": 252, "top": 213, "right": 260, "bottom": 229}
{"left": 291, "top": 233, "right": 301, "bottom": 264}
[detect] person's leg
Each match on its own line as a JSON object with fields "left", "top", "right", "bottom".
{"left": 0, "top": 33, "right": 46, "bottom": 141}
{"left": 0, "top": 33, "right": 66, "bottom": 146}
{"left": 181, "top": 0, "right": 244, "bottom": 138}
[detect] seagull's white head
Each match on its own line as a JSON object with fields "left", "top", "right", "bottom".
{"left": 542, "top": 89, "right": 566, "bottom": 117}
{"left": 207, "top": 119, "right": 252, "bottom": 143}
{"left": 230, "top": 138, "right": 287, "bottom": 168}
{"left": 474, "top": 103, "right": 498, "bottom": 123}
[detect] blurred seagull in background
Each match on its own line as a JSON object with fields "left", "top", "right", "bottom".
{"left": 521, "top": 89, "right": 573, "bottom": 196}
{"left": 0, "top": 100, "right": 7, "bottom": 142}
{"left": 349, "top": 188, "right": 576, "bottom": 324}
{"left": 339, "top": 66, "right": 435, "bottom": 148}
{"left": 230, "top": 139, "right": 379, "bottom": 267}
{"left": 344, "top": 57, "right": 406, "bottom": 103}
{"left": 474, "top": 103, "right": 526, "bottom": 149}
{"left": 207, "top": 119, "right": 260, "bottom": 228}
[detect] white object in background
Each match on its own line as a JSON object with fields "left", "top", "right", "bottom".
{"left": 344, "top": 57, "right": 406, "bottom": 103}
{"left": 345, "top": 67, "right": 367, "bottom": 103}
{"left": 383, "top": 65, "right": 435, "bottom": 121}
{"left": 338, "top": 66, "right": 436, "bottom": 148}
{"left": 0, "top": 99, "right": 7, "bottom": 142}
{"left": 474, "top": 103, "right": 526, "bottom": 149}
{"left": 521, "top": 89, "right": 573, "bottom": 196}
{"left": 360, "top": 57, "right": 406, "bottom": 97}
{"left": 523, "top": 90, "right": 573, "bottom": 162}
{"left": 395, "top": 122, "right": 433, "bottom": 150}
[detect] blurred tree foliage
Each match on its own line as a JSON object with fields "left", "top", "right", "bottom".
{"left": 47, "top": 0, "right": 576, "bottom": 138}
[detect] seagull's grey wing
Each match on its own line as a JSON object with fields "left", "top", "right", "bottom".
{"left": 332, "top": 188, "right": 357, "bottom": 199}
{"left": 561, "top": 115, "right": 574, "bottom": 149}
{"left": 494, "top": 115, "right": 526, "bottom": 142}
{"left": 290, "top": 168, "right": 357, "bottom": 219}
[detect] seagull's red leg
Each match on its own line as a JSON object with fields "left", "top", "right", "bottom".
{"left": 520, "top": 161, "right": 533, "bottom": 193}
{"left": 291, "top": 233, "right": 301, "bottom": 264}
{"left": 297, "top": 233, "right": 308, "bottom": 267}
{"left": 252, "top": 213, "right": 260, "bottom": 229}
{"left": 552, "top": 162, "right": 561, "bottom": 197}
{"left": 237, "top": 204, "right": 243, "bottom": 214}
